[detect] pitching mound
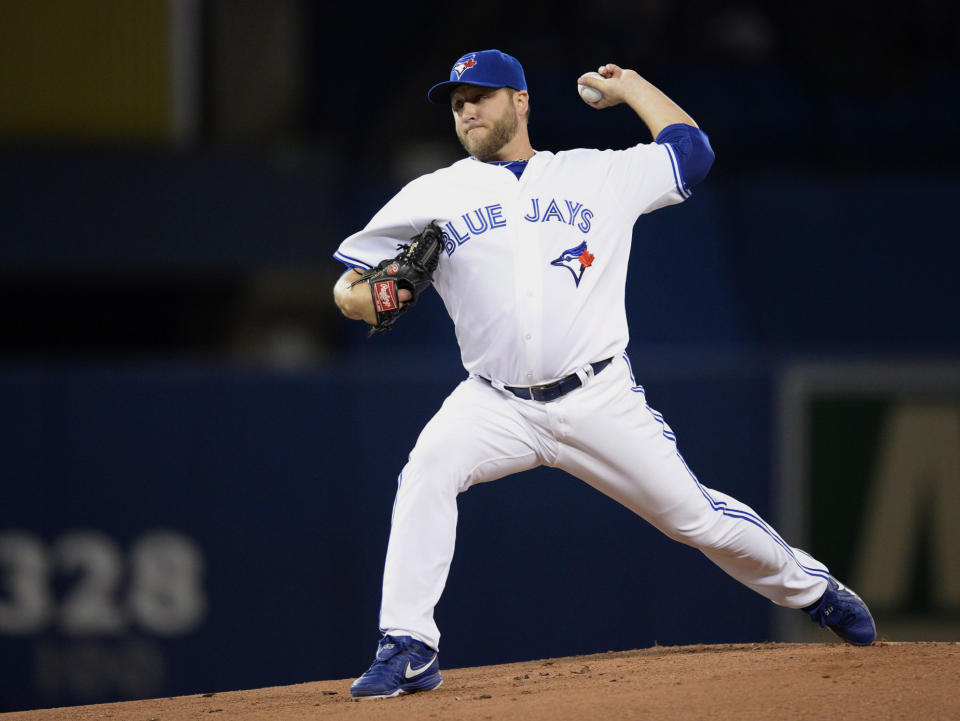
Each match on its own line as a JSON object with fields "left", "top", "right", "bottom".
{"left": 5, "top": 642, "right": 958, "bottom": 721}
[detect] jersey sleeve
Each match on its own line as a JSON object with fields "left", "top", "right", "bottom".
{"left": 656, "top": 124, "right": 714, "bottom": 191}
{"left": 333, "top": 187, "right": 421, "bottom": 270}
{"left": 600, "top": 126, "right": 711, "bottom": 218}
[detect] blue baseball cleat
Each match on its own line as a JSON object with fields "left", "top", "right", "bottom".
{"left": 805, "top": 576, "right": 877, "bottom": 646}
{"left": 350, "top": 635, "right": 443, "bottom": 699}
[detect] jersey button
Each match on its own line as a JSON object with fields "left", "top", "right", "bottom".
{"left": 525, "top": 333, "right": 532, "bottom": 340}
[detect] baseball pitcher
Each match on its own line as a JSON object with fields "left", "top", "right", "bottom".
{"left": 332, "top": 49, "right": 876, "bottom": 699}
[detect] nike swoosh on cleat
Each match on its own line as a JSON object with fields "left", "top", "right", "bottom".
{"left": 404, "top": 655, "right": 437, "bottom": 679}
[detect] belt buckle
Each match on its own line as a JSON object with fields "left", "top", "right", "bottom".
{"left": 528, "top": 380, "right": 559, "bottom": 401}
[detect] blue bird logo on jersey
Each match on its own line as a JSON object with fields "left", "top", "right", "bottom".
{"left": 550, "top": 242, "right": 595, "bottom": 287}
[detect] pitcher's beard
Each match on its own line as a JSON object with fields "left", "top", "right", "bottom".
{"left": 457, "top": 109, "right": 519, "bottom": 162}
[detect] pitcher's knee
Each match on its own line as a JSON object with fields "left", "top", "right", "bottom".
{"left": 657, "top": 508, "right": 730, "bottom": 550}
{"left": 403, "top": 439, "right": 472, "bottom": 496}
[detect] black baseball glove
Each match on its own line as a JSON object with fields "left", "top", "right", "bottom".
{"left": 350, "top": 221, "right": 444, "bottom": 335}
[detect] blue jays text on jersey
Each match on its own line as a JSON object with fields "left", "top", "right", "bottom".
{"left": 441, "top": 197, "right": 594, "bottom": 256}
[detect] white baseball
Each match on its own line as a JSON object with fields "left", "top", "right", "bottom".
{"left": 578, "top": 72, "right": 604, "bottom": 103}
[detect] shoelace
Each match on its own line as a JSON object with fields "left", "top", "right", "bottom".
{"left": 360, "top": 635, "right": 404, "bottom": 674}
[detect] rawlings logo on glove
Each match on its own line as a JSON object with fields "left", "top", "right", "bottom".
{"left": 350, "top": 221, "right": 444, "bottom": 335}
{"left": 373, "top": 280, "right": 398, "bottom": 312}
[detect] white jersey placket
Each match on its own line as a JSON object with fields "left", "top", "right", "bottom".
{"left": 506, "top": 165, "right": 543, "bottom": 385}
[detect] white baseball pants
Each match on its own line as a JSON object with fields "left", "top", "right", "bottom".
{"left": 379, "top": 354, "right": 829, "bottom": 651}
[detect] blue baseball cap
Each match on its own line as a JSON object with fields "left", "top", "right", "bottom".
{"left": 427, "top": 50, "right": 527, "bottom": 104}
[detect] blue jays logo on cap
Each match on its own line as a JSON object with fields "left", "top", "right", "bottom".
{"left": 452, "top": 55, "right": 478, "bottom": 79}
{"left": 428, "top": 49, "right": 527, "bottom": 104}
{"left": 551, "top": 242, "right": 595, "bottom": 287}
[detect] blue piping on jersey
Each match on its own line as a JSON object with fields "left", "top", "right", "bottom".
{"left": 622, "top": 352, "right": 642, "bottom": 392}
{"left": 334, "top": 250, "right": 373, "bottom": 270}
{"left": 621, "top": 353, "right": 675, "bottom": 440}
{"left": 675, "top": 452, "right": 830, "bottom": 582}
{"left": 662, "top": 142, "right": 691, "bottom": 199}
{"left": 620, "top": 352, "right": 829, "bottom": 582}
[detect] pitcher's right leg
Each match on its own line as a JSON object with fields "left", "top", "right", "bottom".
{"left": 377, "top": 378, "right": 542, "bottom": 652}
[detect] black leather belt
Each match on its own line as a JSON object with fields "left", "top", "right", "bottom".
{"left": 480, "top": 357, "right": 613, "bottom": 402}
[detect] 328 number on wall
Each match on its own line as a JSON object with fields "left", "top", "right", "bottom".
{"left": 0, "top": 530, "right": 206, "bottom": 637}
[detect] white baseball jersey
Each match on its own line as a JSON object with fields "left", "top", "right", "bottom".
{"left": 335, "top": 142, "right": 690, "bottom": 386}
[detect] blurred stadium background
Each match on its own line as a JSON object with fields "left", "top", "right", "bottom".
{"left": 1, "top": 0, "right": 957, "bottom": 712}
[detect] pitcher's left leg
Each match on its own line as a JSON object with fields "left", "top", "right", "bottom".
{"left": 552, "top": 355, "right": 828, "bottom": 609}
{"left": 551, "top": 356, "right": 875, "bottom": 643}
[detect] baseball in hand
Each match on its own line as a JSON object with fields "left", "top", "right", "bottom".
{"left": 578, "top": 72, "right": 604, "bottom": 103}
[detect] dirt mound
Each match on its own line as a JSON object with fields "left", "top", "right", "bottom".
{"left": 5, "top": 642, "right": 958, "bottom": 721}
